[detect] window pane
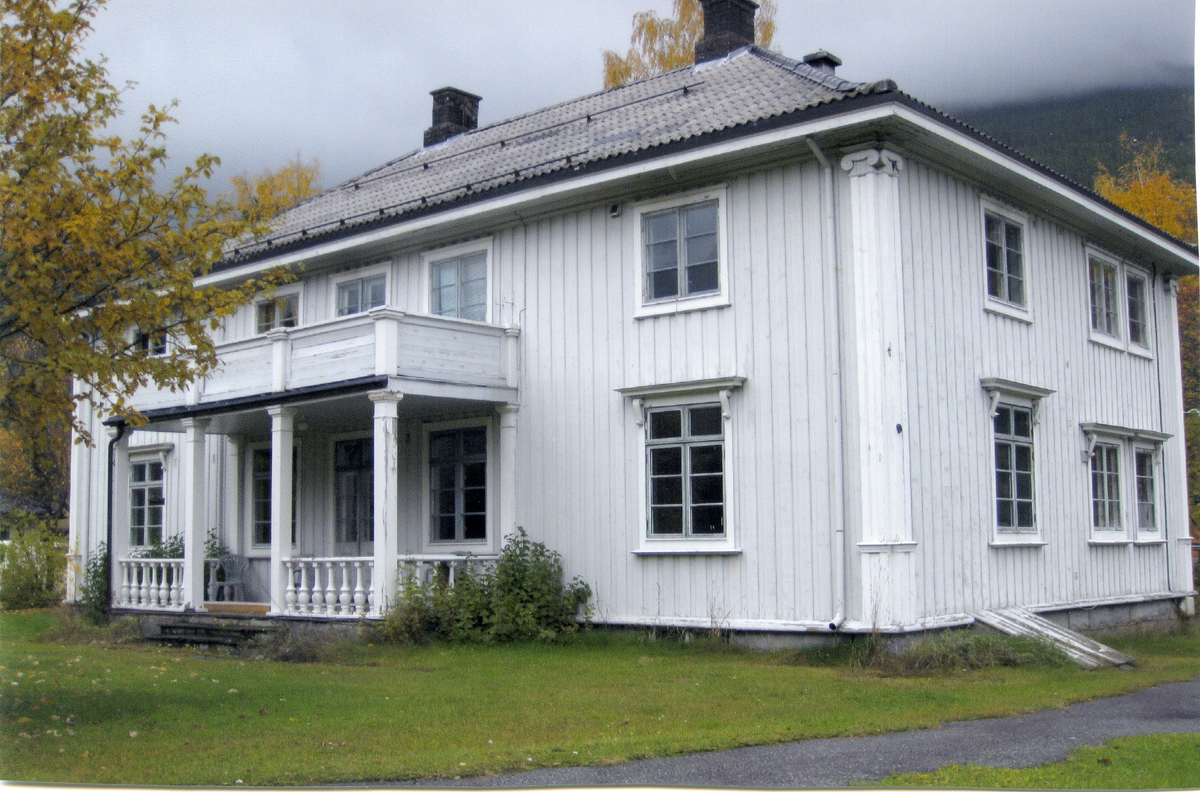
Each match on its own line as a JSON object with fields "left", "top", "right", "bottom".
{"left": 647, "top": 241, "right": 678, "bottom": 271}
{"left": 650, "top": 446, "right": 682, "bottom": 475}
{"left": 464, "top": 489, "right": 486, "bottom": 513}
{"left": 1015, "top": 472, "right": 1032, "bottom": 500}
{"left": 337, "top": 282, "right": 360, "bottom": 316}
{"left": 690, "top": 505, "right": 723, "bottom": 534}
{"left": 996, "top": 470, "right": 1012, "bottom": 499}
{"left": 365, "top": 276, "right": 386, "bottom": 309}
{"left": 689, "top": 406, "right": 722, "bottom": 437}
{"left": 690, "top": 444, "right": 722, "bottom": 475}
{"left": 649, "top": 268, "right": 678, "bottom": 299}
{"left": 691, "top": 473, "right": 723, "bottom": 505}
{"left": 651, "top": 476, "right": 682, "bottom": 506}
{"left": 649, "top": 410, "right": 682, "bottom": 440}
{"left": 645, "top": 211, "right": 678, "bottom": 244}
{"left": 1012, "top": 408, "right": 1031, "bottom": 438}
{"left": 993, "top": 406, "right": 1011, "bottom": 436}
{"left": 1014, "top": 444, "right": 1032, "bottom": 472}
{"left": 997, "top": 499, "right": 1013, "bottom": 527}
{"left": 995, "top": 442, "right": 1012, "bottom": 472}
{"left": 463, "top": 461, "right": 486, "bottom": 488}
{"left": 686, "top": 260, "right": 719, "bottom": 294}
{"left": 651, "top": 506, "right": 684, "bottom": 534}
{"left": 132, "top": 463, "right": 146, "bottom": 483}
{"left": 683, "top": 201, "right": 717, "bottom": 236}
{"left": 686, "top": 234, "right": 718, "bottom": 266}
{"left": 463, "top": 514, "right": 486, "bottom": 540}
{"left": 257, "top": 302, "right": 275, "bottom": 333}
{"left": 985, "top": 213, "right": 1002, "bottom": 245}
{"left": 1016, "top": 501, "right": 1034, "bottom": 528}
{"left": 148, "top": 462, "right": 162, "bottom": 481}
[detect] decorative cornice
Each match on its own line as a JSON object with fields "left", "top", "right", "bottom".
{"left": 840, "top": 148, "right": 904, "bottom": 178}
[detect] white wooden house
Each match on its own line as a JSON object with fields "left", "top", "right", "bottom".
{"left": 67, "top": 0, "right": 1198, "bottom": 637}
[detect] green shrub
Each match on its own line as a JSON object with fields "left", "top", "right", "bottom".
{"left": 80, "top": 543, "right": 110, "bottom": 626}
{"left": 38, "top": 606, "right": 141, "bottom": 645}
{"left": 0, "top": 512, "right": 66, "bottom": 610}
{"left": 380, "top": 528, "right": 591, "bottom": 644}
{"left": 890, "top": 630, "right": 1069, "bottom": 674}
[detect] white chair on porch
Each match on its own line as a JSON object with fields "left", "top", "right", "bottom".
{"left": 206, "top": 555, "right": 248, "bottom": 602}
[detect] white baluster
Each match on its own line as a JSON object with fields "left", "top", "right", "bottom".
{"left": 309, "top": 563, "right": 323, "bottom": 614}
{"left": 338, "top": 562, "right": 352, "bottom": 615}
{"left": 154, "top": 563, "right": 166, "bottom": 607}
{"left": 297, "top": 562, "right": 311, "bottom": 614}
{"left": 353, "top": 562, "right": 367, "bottom": 614}
{"left": 206, "top": 560, "right": 217, "bottom": 602}
{"left": 120, "top": 562, "right": 131, "bottom": 607}
{"left": 324, "top": 562, "right": 337, "bottom": 616}
{"left": 174, "top": 561, "right": 185, "bottom": 607}
{"left": 284, "top": 561, "right": 297, "bottom": 615}
{"left": 139, "top": 562, "right": 151, "bottom": 607}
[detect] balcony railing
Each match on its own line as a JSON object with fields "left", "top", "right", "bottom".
{"left": 130, "top": 308, "right": 518, "bottom": 413}
{"left": 116, "top": 558, "right": 186, "bottom": 610}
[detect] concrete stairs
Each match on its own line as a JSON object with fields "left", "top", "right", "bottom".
{"left": 973, "top": 607, "right": 1135, "bottom": 669}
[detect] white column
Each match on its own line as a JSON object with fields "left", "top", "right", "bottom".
{"left": 180, "top": 417, "right": 210, "bottom": 611}
{"left": 108, "top": 425, "right": 132, "bottom": 607}
{"left": 498, "top": 404, "right": 519, "bottom": 539}
{"left": 369, "top": 390, "right": 403, "bottom": 615}
{"left": 267, "top": 406, "right": 295, "bottom": 614}
{"left": 840, "top": 148, "right": 916, "bottom": 628}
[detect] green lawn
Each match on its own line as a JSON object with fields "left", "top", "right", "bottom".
{"left": 2, "top": 610, "right": 1198, "bottom": 786}
{"left": 879, "top": 733, "right": 1200, "bottom": 788}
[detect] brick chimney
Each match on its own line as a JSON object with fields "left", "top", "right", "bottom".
{"left": 695, "top": 0, "right": 758, "bottom": 64}
{"left": 423, "top": 87, "right": 481, "bottom": 147}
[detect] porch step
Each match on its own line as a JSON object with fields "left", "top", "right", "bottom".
{"left": 204, "top": 602, "right": 271, "bottom": 615}
{"left": 155, "top": 619, "right": 276, "bottom": 648}
{"left": 973, "top": 607, "right": 1135, "bottom": 669}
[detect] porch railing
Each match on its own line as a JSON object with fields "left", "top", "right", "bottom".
{"left": 284, "top": 557, "right": 373, "bottom": 617}
{"left": 398, "top": 554, "right": 498, "bottom": 590}
{"left": 115, "top": 558, "right": 186, "bottom": 610}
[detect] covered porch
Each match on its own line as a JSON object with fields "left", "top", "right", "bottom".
{"left": 109, "top": 309, "right": 520, "bottom": 620}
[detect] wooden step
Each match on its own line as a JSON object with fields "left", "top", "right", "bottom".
{"left": 973, "top": 607, "right": 1134, "bottom": 669}
{"left": 204, "top": 602, "right": 271, "bottom": 615}
{"left": 155, "top": 619, "right": 275, "bottom": 647}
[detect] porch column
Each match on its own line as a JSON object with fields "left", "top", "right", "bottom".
{"left": 108, "top": 425, "right": 131, "bottom": 608}
{"left": 840, "top": 148, "right": 916, "bottom": 628}
{"left": 267, "top": 406, "right": 295, "bottom": 614}
{"left": 498, "top": 403, "right": 519, "bottom": 539}
{"left": 369, "top": 390, "right": 403, "bottom": 615}
{"left": 180, "top": 417, "right": 210, "bottom": 611}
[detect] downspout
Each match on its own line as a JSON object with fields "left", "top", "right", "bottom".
{"left": 105, "top": 419, "right": 128, "bottom": 613}
{"left": 804, "top": 136, "right": 847, "bottom": 631}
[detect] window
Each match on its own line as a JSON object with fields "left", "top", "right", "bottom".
{"left": 1089, "top": 256, "right": 1119, "bottom": 336}
{"left": 985, "top": 210, "right": 1025, "bottom": 307}
{"left": 336, "top": 274, "right": 386, "bottom": 317}
{"left": 250, "top": 446, "right": 298, "bottom": 547}
{"left": 1134, "top": 448, "right": 1156, "bottom": 532}
{"left": 1126, "top": 272, "right": 1148, "bottom": 347}
{"left": 135, "top": 330, "right": 167, "bottom": 356}
{"left": 993, "top": 404, "right": 1035, "bottom": 532}
{"left": 430, "top": 251, "right": 487, "bottom": 321}
{"left": 646, "top": 404, "right": 725, "bottom": 537}
{"left": 130, "top": 459, "right": 165, "bottom": 547}
{"left": 429, "top": 426, "right": 487, "bottom": 542}
{"left": 256, "top": 293, "right": 298, "bottom": 333}
{"left": 633, "top": 188, "right": 728, "bottom": 318}
{"left": 1090, "top": 442, "right": 1122, "bottom": 531}
{"left": 334, "top": 438, "right": 373, "bottom": 549}
{"left": 644, "top": 200, "right": 719, "bottom": 302}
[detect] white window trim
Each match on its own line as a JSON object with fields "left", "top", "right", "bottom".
{"left": 332, "top": 262, "right": 391, "bottom": 319}
{"left": 631, "top": 186, "right": 730, "bottom": 319}
{"left": 1079, "top": 422, "right": 1171, "bottom": 544}
{"left": 1085, "top": 246, "right": 1154, "bottom": 358}
{"left": 254, "top": 286, "right": 302, "bottom": 335}
{"left": 981, "top": 378, "right": 1053, "bottom": 546}
{"left": 420, "top": 416, "right": 498, "bottom": 554}
{"left": 618, "top": 377, "right": 744, "bottom": 554}
{"left": 980, "top": 198, "right": 1033, "bottom": 323}
{"left": 244, "top": 440, "right": 300, "bottom": 557}
{"left": 421, "top": 237, "right": 494, "bottom": 325}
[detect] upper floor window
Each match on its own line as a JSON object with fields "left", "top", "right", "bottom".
{"left": 1086, "top": 249, "right": 1153, "bottom": 355}
{"left": 135, "top": 330, "right": 167, "bottom": 356}
{"left": 337, "top": 274, "right": 386, "bottom": 317}
{"left": 256, "top": 292, "right": 299, "bottom": 333}
{"left": 985, "top": 210, "right": 1025, "bottom": 308}
{"left": 633, "top": 187, "right": 729, "bottom": 319}
{"left": 430, "top": 251, "right": 487, "bottom": 322}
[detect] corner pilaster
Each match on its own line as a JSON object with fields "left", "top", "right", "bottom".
{"left": 180, "top": 417, "right": 211, "bottom": 611}
{"left": 369, "top": 390, "right": 403, "bottom": 615}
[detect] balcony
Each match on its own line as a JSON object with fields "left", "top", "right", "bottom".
{"left": 129, "top": 308, "right": 519, "bottom": 414}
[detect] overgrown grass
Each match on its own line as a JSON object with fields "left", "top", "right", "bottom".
{"left": 2, "top": 610, "right": 1198, "bottom": 786}
{"left": 877, "top": 733, "right": 1200, "bottom": 788}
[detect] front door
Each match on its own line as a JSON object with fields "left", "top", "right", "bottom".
{"left": 333, "top": 437, "right": 373, "bottom": 556}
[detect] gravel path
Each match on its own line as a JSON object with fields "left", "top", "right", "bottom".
{"left": 407, "top": 678, "right": 1200, "bottom": 788}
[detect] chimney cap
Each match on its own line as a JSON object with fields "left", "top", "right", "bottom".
{"left": 429, "top": 86, "right": 482, "bottom": 101}
{"left": 803, "top": 50, "right": 843, "bottom": 74}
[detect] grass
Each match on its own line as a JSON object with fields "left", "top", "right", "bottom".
{"left": 1, "top": 610, "right": 1198, "bottom": 786}
{"left": 877, "top": 733, "right": 1200, "bottom": 788}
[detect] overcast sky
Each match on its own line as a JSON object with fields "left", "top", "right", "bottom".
{"left": 81, "top": 0, "right": 1195, "bottom": 188}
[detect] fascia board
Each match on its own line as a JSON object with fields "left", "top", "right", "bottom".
{"left": 197, "top": 104, "right": 901, "bottom": 288}
{"left": 888, "top": 104, "right": 1199, "bottom": 276}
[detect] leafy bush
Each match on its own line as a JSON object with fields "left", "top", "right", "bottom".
{"left": 80, "top": 543, "right": 110, "bottom": 625}
{"left": 38, "top": 606, "right": 141, "bottom": 645}
{"left": 381, "top": 529, "right": 591, "bottom": 644}
{"left": 0, "top": 512, "right": 66, "bottom": 610}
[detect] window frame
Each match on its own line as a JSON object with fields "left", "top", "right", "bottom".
{"left": 631, "top": 186, "right": 730, "bottom": 319}
{"left": 255, "top": 289, "right": 301, "bottom": 335}
{"left": 134, "top": 330, "right": 168, "bottom": 356}
{"left": 1080, "top": 423, "right": 1170, "bottom": 544}
{"left": 333, "top": 265, "right": 390, "bottom": 319}
{"left": 420, "top": 417, "right": 497, "bottom": 553}
{"left": 421, "top": 238, "right": 494, "bottom": 324}
{"left": 244, "top": 441, "right": 300, "bottom": 555}
{"left": 128, "top": 452, "right": 167, "bottom": 549}
{"left": 1085, "top": 247, "right": 1154, "bottom": 358}
{"left": 980, "top": 199, "right": 1032, "bottom": 323}
{"left": 981, "top": 378, "right": 1053, "bottom": 547}
{"left": 619, "top": 377, "right": 744, "bottom": 555}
